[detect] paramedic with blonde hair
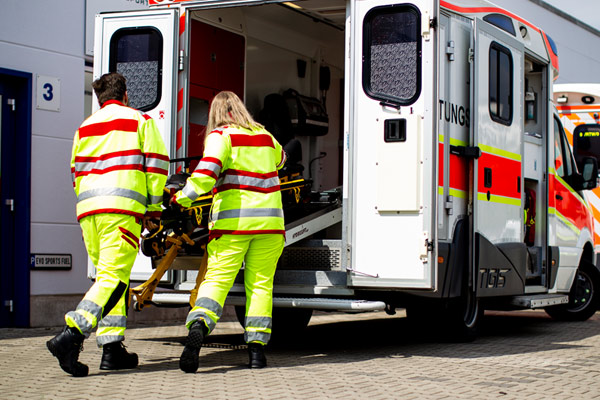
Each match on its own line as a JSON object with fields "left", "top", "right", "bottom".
{"left": 172, "top": 91, "right": 286, "bottom": 372}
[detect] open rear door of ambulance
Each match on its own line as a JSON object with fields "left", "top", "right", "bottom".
{"left": 346, "top": 0, "right": 437, "bottom": 289}
{"left": 90, "top": 8, "right": 178, "bottom": 282}
{"left": 471, "top": 18, "right": 526, "bottom": 297}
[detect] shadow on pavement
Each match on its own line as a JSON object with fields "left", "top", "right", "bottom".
{"left": 131, "top": 310, "right": 600, "bottom": 372}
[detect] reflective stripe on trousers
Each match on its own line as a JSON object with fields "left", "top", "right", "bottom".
{"left": 185, "top": 234, "right": 284, "bottom": 345}
{"left": 65, "top": 213, "right": 140, "bottom": 346}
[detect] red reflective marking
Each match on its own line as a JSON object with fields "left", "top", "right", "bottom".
{"left": 77, "top": 209, "right": 145, "bottom": 221}
{"left": 225, "top": 169, "right": 278, "bottom": 179}
{"left": 214, "top": 184, "right": 281, "bottom": 194}
{"left": 230, "top": 134, "right": 275, "bottom": 148}
{"left": 440, "top": 0, "right": 539, "bottom": 31}
{"left": 79, "top": 119, "right": 138, "bottom": 138}
{"left": 209, "top": 229, "right": 285, "bottom": 241}
{"left": 179, "top": 13, "right": 185, "bottom": 36}
{"left": 477, "top": 152, "right": 521, "bottom": 199}
{"left": 121, "top": 235, "right": 138, "bottom": 249}
{"left": 438, "top": 143, "right": 469, "bottom": 192}
{"left": 550, "top": 174, "right": 593, "bottom": 233}
{"left": 119, "top": 226, "right": 139, "bottom": 242}
{"left": 200, "top": 157, "right": 223, "bottom": 168}
{"left": 75, "top": 149, "right": 143, "bottom": 163}
{"left": 178, "top": 88, "right": 183, "bottom": 112}
{"left": 75, "top": 164, "right": 144, "bottom": 178}
{"left": 193, "top": 169, "right": 218, "bottom": 180}
{"left": 145, "top": 167, "right": 168, "bottom": 175}
{"left": 176, "top": 127, "right": 182, "bottom": 150}
{"left": 145, "top": 152, "right": 170, "bottom": 162}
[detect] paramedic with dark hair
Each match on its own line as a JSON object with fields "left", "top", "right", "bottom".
{"left": 46, "top": 72, "right": 169, "bottom": 377}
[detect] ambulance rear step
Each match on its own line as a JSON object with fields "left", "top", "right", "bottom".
{"left": 147, "top": 293, "right": 386, "bottom": 312}
{"left": 508, "top": 294, "right": 569, "bottom": 309}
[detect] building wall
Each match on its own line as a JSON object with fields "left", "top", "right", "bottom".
{"left": 0, "top": 0, "right": 150, "bottom": 327}
{"left": 0, "top": 1, "right": 90, "bottom": 303}
{"left": 492, "top": 0, "right": 600, "bottom": 84}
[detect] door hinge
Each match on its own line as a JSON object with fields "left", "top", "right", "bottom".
{"left": 445, "top": 195, "right": 454, "bottom": 215}
{"left": 179, "top": 50, "right": 185, "bottom": 71}
{"left": 446, "top": 41, "right": 455, "bottom": 61}
{"left": 4, "top": 300, "right": 13, "bottom": 313}
{"left": 5, "top": 199, "right": 15, "bottom": 212}
{"left": 468, "top": 48, "right": 474, "bottom": 63}
{"left": 7, "top": 98, "right": 16, "bottom": 111}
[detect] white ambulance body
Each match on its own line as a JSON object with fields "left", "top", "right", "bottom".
{"left": 554, "top": 84, "right": 600, "bottom": 248}
{"left": 93, "top": 0, "right": 600, "bottom": 338}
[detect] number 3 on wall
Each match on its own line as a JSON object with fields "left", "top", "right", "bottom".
{"left": 42, "top": 83, "right": 54, "bottom": 101}
{"left": 36, "top": 75, "right": 61, "bottom": 112}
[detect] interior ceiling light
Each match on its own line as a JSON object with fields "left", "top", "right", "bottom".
{"left": 282, "top": 2, "right": 303, "bottom": 10}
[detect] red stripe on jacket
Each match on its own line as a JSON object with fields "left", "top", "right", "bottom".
{"left": 75, "top": 149, "right": 142, "bottom": 163}
{"left": 230, "top": 134, "right": 275, "bottom": 148}
{"left": 78, "top": 119, "right": 139, "bottom": 138}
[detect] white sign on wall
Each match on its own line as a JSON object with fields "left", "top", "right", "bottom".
{"left": 36, "top": 75, "right": 61, "bottom": 112}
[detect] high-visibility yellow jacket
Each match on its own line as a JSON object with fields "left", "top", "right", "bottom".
{"left": 71, "top": 100, "right": 169, "bottom": 221}
{"left": 174, "top": 125, "right": 286, "bottom": 239}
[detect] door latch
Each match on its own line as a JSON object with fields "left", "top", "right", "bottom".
{"left": 5, "top": 199, "right": 15, "bottom": 212}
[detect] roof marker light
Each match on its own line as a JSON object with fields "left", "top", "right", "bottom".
{"left": 556, "top": 95, "right": 568, "bottom": 104}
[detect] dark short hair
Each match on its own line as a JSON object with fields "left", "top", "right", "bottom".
{"left": 92, "top": 72, "right": 127, "bottom": 106}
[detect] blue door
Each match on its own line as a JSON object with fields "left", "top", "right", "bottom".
{"left": 0, "top": 68, "right": 32, "bottom": 327}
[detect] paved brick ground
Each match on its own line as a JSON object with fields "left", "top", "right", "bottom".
{"left": 2, "top": 309, "right": 600, "bottom": 399}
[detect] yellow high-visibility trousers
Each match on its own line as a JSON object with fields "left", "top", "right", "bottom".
{"left": 65, "top": 214, "right": 141, "bottom": 346}
{"left": 186, "top": 234, "right": 284, "bottom": 344}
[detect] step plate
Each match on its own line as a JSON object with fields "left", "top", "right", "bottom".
{"left": 509, "top": 294, "right": 569, "bottom": 309}
{"left": 147, "top": 293, "right": 386, "bottom": 312}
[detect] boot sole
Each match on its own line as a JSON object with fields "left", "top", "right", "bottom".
{"left": 179, "top": 327, "right": 204, "bottom": 373}
{"left": 46, "top": 340, "right": 89, "bottom": 377}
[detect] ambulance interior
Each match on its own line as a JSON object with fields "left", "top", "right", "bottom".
{"left": 184, "top": 2, "right": 347, "bottom": 276}
{"left": 185, "top": 2, "right": 346, "bottom": 192}
{"left": 523, "top": 55, "right": 548, "bottom": 286}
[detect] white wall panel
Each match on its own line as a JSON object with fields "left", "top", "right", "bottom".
{"left": 30, "top": 223, "right": 89, "bottom": 295}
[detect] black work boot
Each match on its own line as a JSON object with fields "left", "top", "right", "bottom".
{"left": 248, "top": 342, "right": 267, "bottom": 369}
{"left": 46, "top": 326, "right": 89, "bottom": 377}
{"left": 100, "top": 342, "right": 139, "bottom": 370}
{"left": 179, "top": 321, "right": 207, "bottom": 373}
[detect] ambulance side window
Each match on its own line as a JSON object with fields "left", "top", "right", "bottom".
{"left": 489, "top": 42, "right": 513, "bottom": 125}
{"left": 553, "top": 117, "right": 574, "bottom": 178}
{"left": 109, "top": 27, "right": 163, "bottom": 111}
{"left": 363, "top": 5, "right": 421, "bottom": 105}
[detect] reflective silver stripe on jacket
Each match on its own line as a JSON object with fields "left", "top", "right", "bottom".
{"left": 98, "top": 315, "right": 127, "bottom": 328}
{"left": 145, "top": 157, "right": 169, "bottom": 170}
{"left": 217, "top": 174, "right": 280, "bottom": 189}
{"left": 244, "top": 316, "right": 272, "bottom": 330}
{"left": 147, "top": 194, "right": 163, "bottom": 205}
{"left": 97, "top": 335, "right": 124, "bottom": 346}
{"left": 244, "top": 331, "right": 270, "bottom": 344}
{"left": 75, "top": 155, "right": 144, "bottom": 173}
{"left": 195, "top": 160, "right": 222, "bottom": 176}
{"left": 211, "top": 208, "right": 284, "bottom": 222}
{"left": 78, "top": 187, "right": 147, "bottom": 206}
{"left": 182, "top": 184, "right": 200, "bottom": 201}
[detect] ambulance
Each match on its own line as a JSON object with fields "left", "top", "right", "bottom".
{"left": 92, "top": 0, "right": 600, "bottom": 340}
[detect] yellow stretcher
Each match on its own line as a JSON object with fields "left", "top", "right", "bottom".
{"left": 130, "top": 174, "right": 311, "bottom": 310}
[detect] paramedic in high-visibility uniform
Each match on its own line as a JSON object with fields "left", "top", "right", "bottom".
{"left": 46, "top": 72, "right": 169, "bottom": 377}
{"left": 173, "top": 91, "right": 286, "bottom": 372}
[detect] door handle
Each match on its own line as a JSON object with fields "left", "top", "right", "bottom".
{"left": 556, "top": 194, "right": 563, "bottom": 201}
